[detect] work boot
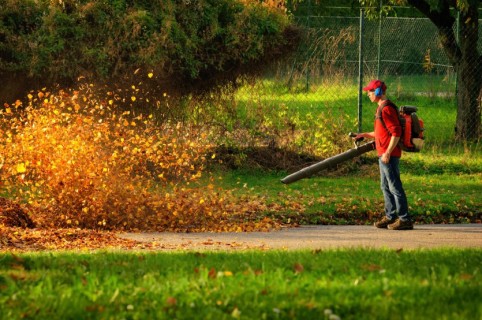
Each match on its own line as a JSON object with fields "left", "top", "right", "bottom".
{"left": 374, "top": 216, "right": 397, "bottom": 229}
{"left": 388, "top": 219, "right": 414, "bottom": 230}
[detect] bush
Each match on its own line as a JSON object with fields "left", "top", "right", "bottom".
{"left": 0, "top": 0, "right": 295, "bottom": 94}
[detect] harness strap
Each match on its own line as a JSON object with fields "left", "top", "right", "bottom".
{"left": 376, "top": 100, "right": 400, "bottom": 136}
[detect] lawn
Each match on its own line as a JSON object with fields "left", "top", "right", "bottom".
{"left": 0, "top": 249, "right": 480, "bottom": 320}
{"left": 209, "top": 147, "right": 482, "bottom": 225}
{"left": 0, "top": 76, "right": 480, "bottom": 320}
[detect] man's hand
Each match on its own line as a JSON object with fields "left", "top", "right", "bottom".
{"left": 383, "top": 136, "right": 400, "bottom": 163}
{"left": 381, "top": 152, "right": 390, "bottom": 164}
{"left": 354, "top": 132, "right": 375, "bottom": 140}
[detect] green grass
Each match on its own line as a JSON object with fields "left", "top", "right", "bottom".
{"left": 0, "top": 249, "right": 480, "bottom": 320}
{"left": 210, "top": 147, "right": 482, "bottom": 225}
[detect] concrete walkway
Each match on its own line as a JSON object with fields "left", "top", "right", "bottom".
{"left": 118, "top": 224, "right": 482, "bottom": 251}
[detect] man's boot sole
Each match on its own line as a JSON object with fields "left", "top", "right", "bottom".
{"left": 387, "top": 225, "right": 414, "bottom": 230}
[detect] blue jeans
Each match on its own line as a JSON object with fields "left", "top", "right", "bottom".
{"left": 379, "top": 157, "right": 410, "bottom": 221}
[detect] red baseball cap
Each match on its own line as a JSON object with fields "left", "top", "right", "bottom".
{"left": 363, "top": 79, "right": 387, "bottom": 92}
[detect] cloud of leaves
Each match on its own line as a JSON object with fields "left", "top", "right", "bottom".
{"left": 0, "top": 83, "right": 278, "bottom": 232}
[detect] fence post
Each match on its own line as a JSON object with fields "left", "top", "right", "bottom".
{"left": 305, "top": 0, "right": 311, "bottom": 92}
{"left": 358, "top": 8, "right": 365, "bottom": 133}
{"left": 377, "top": 0, "right": 382, "bottom": 78}
{"left": 455, "top": 10, "right": 460, "bottom": 109}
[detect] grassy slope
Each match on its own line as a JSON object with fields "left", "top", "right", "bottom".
{"left": 235, "top": 76, "right": 459, "bottom": 143}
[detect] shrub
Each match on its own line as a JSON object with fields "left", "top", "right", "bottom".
{"left": 0, "top": 0, "right": 295, "bottom": 95}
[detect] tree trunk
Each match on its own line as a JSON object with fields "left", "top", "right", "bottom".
{"left": 408, "top": 0, "right": 481, "bottom": 141}
{"left": 453, "top": 4, "right": 481, "bottom": 141}
{"left": 455, "top": 60, "right": 482, "bottom": 140}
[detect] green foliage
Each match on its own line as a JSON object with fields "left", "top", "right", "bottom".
{"left": 0, "top": 250, "right": 480, "bottom": 319}
{"left": 0, "top": 0, "right": 292, "bottom": 88}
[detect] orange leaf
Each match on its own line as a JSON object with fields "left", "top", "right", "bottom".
{"left": 208, "top": 267, "right": 217, "bottom": 279}
{"left": 294, "top": 263, "right": 304, "bottom": 274}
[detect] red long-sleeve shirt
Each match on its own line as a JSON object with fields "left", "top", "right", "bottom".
{"left": 374, "top": 100, "right": 402, "bottom": 157}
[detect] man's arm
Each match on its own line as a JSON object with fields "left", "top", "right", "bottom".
{"left": 356, "top": 132, "right": 375, "bottom": 139}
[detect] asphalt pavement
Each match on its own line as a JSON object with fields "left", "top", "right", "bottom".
{"left": 119, "top": 224, "right": 482, "bottom": 251}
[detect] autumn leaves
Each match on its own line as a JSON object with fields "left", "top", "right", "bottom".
{"left": 0, "top": 85, "right": 277, "bottom": 233}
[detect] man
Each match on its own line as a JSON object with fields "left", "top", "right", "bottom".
{"left": 355, "top": 79, "right": 413, "bottom": 230}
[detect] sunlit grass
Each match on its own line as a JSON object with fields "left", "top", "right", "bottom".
{"left": 233, "top": 76, "right": 458, "bottom": 145}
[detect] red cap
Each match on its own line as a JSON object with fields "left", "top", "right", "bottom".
{"left": 363, "top": 79, "right": 387, "bottom": 92}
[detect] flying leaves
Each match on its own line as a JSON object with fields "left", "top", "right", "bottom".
{"left": 0, "top": 86, "right": 280, "bottom": 233}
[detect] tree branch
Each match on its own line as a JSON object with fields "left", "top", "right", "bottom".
{"left": 405, "top": 0, "right": 454, "bottom": 27}
{"left": 406, "top": 0, "right": 461, "bottom": 65}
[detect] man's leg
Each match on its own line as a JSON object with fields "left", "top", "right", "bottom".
{"left": 374, "top": 158, "right": 398, "bottom": 228}
{"left": 383, "top": 157, "right": 410, "bottom": 221}
{"left": 379, "top": 158, "right": 398, "bottom": 219}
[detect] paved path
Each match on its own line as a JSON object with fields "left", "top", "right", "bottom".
{"left": 118, "top": 224, "right": 482, "bottom": 251}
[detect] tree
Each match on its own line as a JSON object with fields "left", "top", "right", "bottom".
{"left": 361, "top": 0, "right": 481, "bottom": 141}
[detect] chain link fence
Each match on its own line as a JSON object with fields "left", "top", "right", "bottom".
{"left": 234, "top": 6, "right": 481, "bottom": 156}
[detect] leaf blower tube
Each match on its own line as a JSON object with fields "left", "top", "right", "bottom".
{"left": 280, "top": 133, "right": 375, "bottom": 184}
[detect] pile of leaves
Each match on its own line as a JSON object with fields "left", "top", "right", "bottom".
{"left": 0, "top": 226, "right": 141, "bottom": 251}
{"left": 0, "top": 197, "right": 35, "bottom": 229}
{"left": 0, "top": 85, "right": 280, "bottom": 238}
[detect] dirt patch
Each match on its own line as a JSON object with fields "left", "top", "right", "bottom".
{"left": 212, "top": 145, "right": 377, "bottom": 173}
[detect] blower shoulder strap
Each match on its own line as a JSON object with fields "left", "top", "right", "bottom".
{"left": 376, "top": 100, "right": 400, "bottom": 135}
